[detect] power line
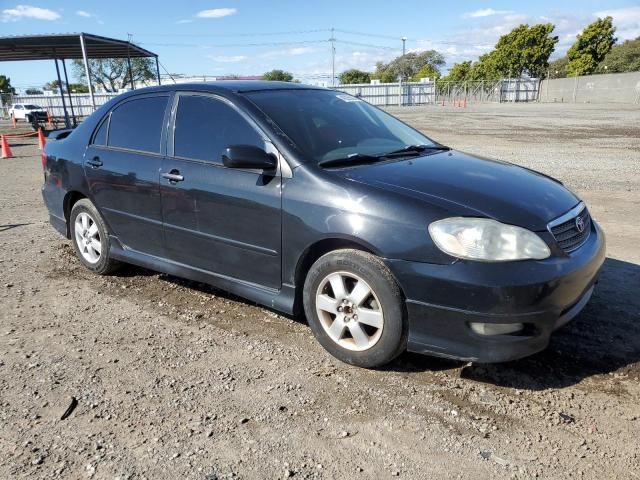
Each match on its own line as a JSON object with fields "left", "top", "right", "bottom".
{"left": 334, "top": 39, "right": 399, "bottom": 51}
{"left": 334, "top": 29, "right": 404, "bottom": 41}
{"left": 131, "top": 28, "right": 331, "bottom": 38}
{"left": 139, "top": 39, "right": 329, "bottom": 48}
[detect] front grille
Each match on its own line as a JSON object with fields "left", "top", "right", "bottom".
{"left": 548, "top": 205, "right": 591, "bottom": 252}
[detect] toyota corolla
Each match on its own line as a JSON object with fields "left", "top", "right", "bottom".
{"left": 41, "top": 82, "right": 606, "bottom": 368}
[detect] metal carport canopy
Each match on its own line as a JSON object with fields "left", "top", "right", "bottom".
{"left": 0, "top": 33, "right": 161, "bottom": 127}
{"left": 0, "top": 32, "right": 157, "bottom": 61}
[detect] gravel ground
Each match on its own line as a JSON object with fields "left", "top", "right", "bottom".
{"left": 1, "top": 103, "right": 639, "bottom": 479}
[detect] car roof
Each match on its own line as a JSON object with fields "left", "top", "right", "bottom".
{"left": 124, "top": 80, "right": 326, "bottom": 96}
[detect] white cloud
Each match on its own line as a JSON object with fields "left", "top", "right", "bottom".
{"left": 76, "top": 10, "right": 94, "bottom": 18}
{"left": 1, "top": 4, "right": 60, "bottom": 22}
{"left": 196, "top": 8, "right": 237, "bottom": 18}
{"left": 260, "top": 46, "right": 317, "bottom": 58}
{"left": 176, "top": 19, "right": 193, "bottom": 24}
{"left": 209, "top": 55, "right": 247, "bottom": 63}
{"left": 595, "top": 6, "right": 640, "bottom": 41}
{"left": 465, "top": 8, "right": 514, "bottom": 18}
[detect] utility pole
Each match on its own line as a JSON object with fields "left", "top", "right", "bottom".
{"left": 330, "top": 28, "right": 336, "bottom": 87}
{"left": 402, "top": 36, "right": 406, "bottom": 57}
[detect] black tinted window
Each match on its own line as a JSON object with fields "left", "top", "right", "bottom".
{"left": 108, "top": 96, "right": 168, "bottom": 153}
{"left": 246, "top": 89, "right": 434, "bottom": 163}
{"left": 92, "top": 115, "right": 109, "bottom": 145}
{"left": 174, "top": 95, "right": 262, "bottom": 163}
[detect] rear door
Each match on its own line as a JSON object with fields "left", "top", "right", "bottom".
{"left": 84, "top": 94, "right": 170, "bottom": 256}
{"left": 160, "top": 93, "right": 282, "bottom": 289}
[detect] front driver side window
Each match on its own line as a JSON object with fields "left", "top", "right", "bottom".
{"left": 173, "top": 95, "right": 264, "bottom": 164}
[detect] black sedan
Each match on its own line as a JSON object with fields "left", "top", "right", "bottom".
{"left": 41, "top": 82, "right": 605, "bottom": 368}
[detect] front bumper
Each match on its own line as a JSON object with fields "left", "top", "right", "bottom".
{"left": 387, "top": 221, "right": 606, "bottom": 363}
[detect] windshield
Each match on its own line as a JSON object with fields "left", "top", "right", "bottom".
{"left": 245, "top": 89, "right": 436, "bottom": 164}
{"left": 24, "top": 105, "right": 42, "bottom": 110}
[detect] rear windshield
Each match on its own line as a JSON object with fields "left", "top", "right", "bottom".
{"left": 244, "top": 89, "right": 434, "bottom": 164}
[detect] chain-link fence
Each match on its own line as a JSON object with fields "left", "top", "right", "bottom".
{"left": 0, "top": 77, "right": 544, "bottom": 121}
{"left": 335, "top": 78, "right": 539, "bottom": 106}
{"left": 1, "top": 92, "right": 119, "bottom": 120}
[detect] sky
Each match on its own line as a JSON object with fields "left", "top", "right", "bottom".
{"left": 1, "top": 0, "right": 639, "bottom": 89}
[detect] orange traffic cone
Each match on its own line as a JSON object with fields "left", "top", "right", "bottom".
{"left": 11, "top": 115, "right": 17, "bottom": 128}
{"left": 1, "top": 135, "right": 15, "bottom": 158}
{"left": 38, "top": 128, "right": 46, "bottom": 150}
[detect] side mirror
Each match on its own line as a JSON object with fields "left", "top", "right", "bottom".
{"left": 222, "top": 145, "right": 277, "bottom": 170}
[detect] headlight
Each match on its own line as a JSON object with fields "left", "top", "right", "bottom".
{"left": 428, "top": 217, "right": 550, "bottom": 262}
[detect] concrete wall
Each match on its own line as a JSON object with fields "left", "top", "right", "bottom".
{"left": 539, "top": 71, "right": 640, "bottom": 104}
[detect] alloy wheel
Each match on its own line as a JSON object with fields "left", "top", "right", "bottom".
{"left": 74, "top": 211, "right": 102, "bottom": 264}
{"left": 315, "top": 271, "right": 384, "bottom": 351}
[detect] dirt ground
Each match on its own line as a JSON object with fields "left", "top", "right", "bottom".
{"left": 1, "top": 103, "right": 639, "bottom": 479}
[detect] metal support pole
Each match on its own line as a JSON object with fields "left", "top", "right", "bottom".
{"left": 155, "top": 56, "right": 161, "bottom": 85}
{"left": 127, "top": 55, "right": 135, "bottom": 90}
{"left": 330, "top": 28, "right": 336, "bottom": 87}
{"left": 79, "top": 33, "right": 96, "bottom": 111}
{"left": 402, "top": 37, "right": 406, "bottom": 56}
{"left": 62, "top": 59, "right": 77, "bottom": 126}
{"left": 54, "top": 59, "right": 71, "bottom": 128}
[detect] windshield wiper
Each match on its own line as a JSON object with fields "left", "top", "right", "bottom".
{"left": 318, "top": 143, "right": 451, "bottom": 169}
{"left": 318, "top": 152, "right": 385, "bottom": 168}
{"left": 383, "top": 143, "right": 450, "bottom": 157}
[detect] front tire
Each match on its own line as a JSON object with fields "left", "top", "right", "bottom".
{"left": 70, "top": 199, "right": 119, "bottom": 275}
{"left": 303, "top": 249, "right": 407, "bottom": 368}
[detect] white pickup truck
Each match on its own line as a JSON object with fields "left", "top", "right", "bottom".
{"left": 9, "top": 103, "right": 48, "bottom": 123}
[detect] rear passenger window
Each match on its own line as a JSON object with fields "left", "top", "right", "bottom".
{"left": 92, "top": 115, "right": 109, "bottom": 145}
{"left": 173, "top": 95, "right": 263, "bottom": 164}
{"left": 108, "top": 96, "right": 168, "bottom": 153}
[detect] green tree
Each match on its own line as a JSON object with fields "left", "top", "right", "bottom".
{"left": 43, "top": 80, "right": 90, "bottom": 93}
{"left": 373, "top": 50, "right": 445, "bottom": 82}
{"left": 338, "top": 69, "right": 371, "bottom": 84}
{"left": 489, "top": 23, "right": 558, "bottom": 78}
{"left": 467, "top": 54, "right": 501, "bottom": 81}
{"left": 72, "top": 57, "right": 155, "bottom": 92}
{"left": 411, "top": 64, "right": 440, "bottom": 82}
{"left": 68, "top": 83, "right": 89, "bottom": 93}
{"left": 547, "top": 57, "right": 569, "bottom": 78}
{"left": 0, "top": 75, "right": 14, "bottom": 93}
{"left": 262, "top": 69, "right": 294, "bottom": 82}
{"left": 44, "top": 80, "right": 64, "bottom": 93}
{"left": 440, "top": 61, "right": 472, "bottom": 83}
{"left": 596, "top": 37, "right": 640, "bottom": 73}
{"left": 25, "top": 88, "right": 44, "bottom": 95}
{"left": 566, "top": 17, "right": 617, "bottom": 76}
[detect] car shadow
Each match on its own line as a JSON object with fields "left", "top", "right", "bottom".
{"left": 389, "top": 257, "right": 640, "bottom": 390}
{"left": 0, "top": 223, "right": 32, "bottom": 232}
{"left": 112, "top": 256, "right": 640, "bottom": 390}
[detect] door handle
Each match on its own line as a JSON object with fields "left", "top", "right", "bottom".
{"left": 87, "top": 157, "right": 103, "bottom": 168}
{"left": 162, "top": 171, "right": 184, "bottom": 183}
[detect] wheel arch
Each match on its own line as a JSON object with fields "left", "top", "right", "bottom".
{"left": 292, "top": 236, "right": 388, "bottom": 316}
{"left": 63, "top": 191, "right": 88, "bottom": 238}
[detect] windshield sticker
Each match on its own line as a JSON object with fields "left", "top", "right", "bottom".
{"left": 336, "top": 94, "right": 362, "bottom": 102}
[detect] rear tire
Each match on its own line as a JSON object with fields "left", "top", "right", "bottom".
{"left": 303, "top": 249, "right": 407, "bottom": 368}
{"left": 70, "top": 199, "right": 119, "bottom": 275}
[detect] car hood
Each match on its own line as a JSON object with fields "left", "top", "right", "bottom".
{"left": 338, "top": 150, "right": 579, "bottom": 231}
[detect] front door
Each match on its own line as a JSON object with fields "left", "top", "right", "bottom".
{"left": 84, "top": 94, "right": 170, "bottom": 256}
{"left": 160, "top": 93, "right": 282, "bottom": 289}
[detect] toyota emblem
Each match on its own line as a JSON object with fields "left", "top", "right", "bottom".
{"left": 575, "top": 216, "right": 585, "bottom": 233}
